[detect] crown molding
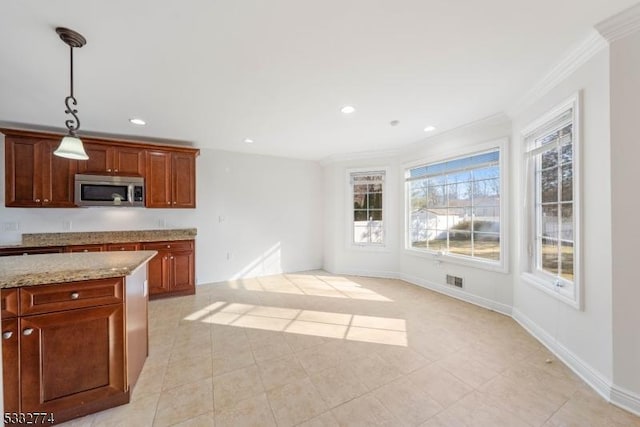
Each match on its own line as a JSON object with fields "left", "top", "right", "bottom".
{"left": 507, "top": 30, "right": 607, "bottom": 118}
{"left": 596, "top": 3, "right": 640, "bottom": 43}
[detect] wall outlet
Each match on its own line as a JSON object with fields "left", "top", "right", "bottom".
{"left": 2, "top": 222, "right": 20, "bottom": 232}
{"left": 62, "top": 221, "right": 72, "bottom": 231}
{"left": 226, "top": 252, "right": 231, "bottom": 260}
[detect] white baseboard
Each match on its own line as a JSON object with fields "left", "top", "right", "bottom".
{"left": 610, "top": 385, "right": 640, "bottom": 417}
{"left": 400, "top": 272, "right": 512, "bottom": 316}
{"left": 512, "top": 309, "right": 613, "bottom": 401}
{"left": 327, "top": 268, "right": 400, "bottom": 280}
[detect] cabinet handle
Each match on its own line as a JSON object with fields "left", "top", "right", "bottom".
{"left": 107, "top": 168, "right": 112, "bottom": 172}
{"left": 167, "top": 202, "right": 170, "bottom": 205}
{"left": 114, "top": 169, "right": 118, "bottom": 172}
{"left": 173, "top": 201, "right": 176, "bottom": 205}
{"left": 23, "top": 328, "right": 34, "bottom": 336}
{"left": 120, "top": 247, "right": 125, "bottom": 251}
{"left": 83, "top": 249, "right": 89, "bottom": 252}
{"left": 3, "top": 331, "right": 13, "bottom": 339}
{"left": 170, "top": 256, "right": 174, "bottom": 259}
{"left": 166, "top": 245, "right": 171, "bottom": 249}
{"left": 35, "top": 199, "right": 40, "bottom": 203}
{"left": 70, "top": 292, "right": 80, "bottom": 300}
{"left": 44, "top": 198, "right": 49, "bottom": 203}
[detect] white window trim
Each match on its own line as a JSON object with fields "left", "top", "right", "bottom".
{"left": 402, "top": 138, "right": 509, "bottom": 274}
{"left": 520, "top": 92, "right": 582, "bottom": 310}
{"left": 345, "top": 167, "right": 390, "bottom": 251}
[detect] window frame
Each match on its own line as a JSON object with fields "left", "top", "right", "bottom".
{"left": 403, "top": 138, "right": 509, "bottom": 273}
{"left": 346, "top": 167, "right": 389, "bottom": 250}
{"left": 520, "top": 93, "right": 582, "bottom": 309}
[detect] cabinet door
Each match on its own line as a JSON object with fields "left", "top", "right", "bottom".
{"left": 20, "top": 305, "right": 126, "bottom": 415}
{"left": 143, "top": 246, "right": 171, "bottom": 295}
{"left": 76, "top": 142, "right": 113, "bottom": 174}
{"left": 2, "top": 318, "right": 20, "bottom": 414}
{"left": 172, "top": 152, "right": 196, "bottom": 208}
{"left": 145, "top": 151, "right": 172, "bottom": 208}
{"left": 114, "top": 147, "right": 145, "bottom": 176}
{"left": 169, "top": 250, "right": 195, "bottom": 292}
{"left": 4, "top": 137, "right": 42, "bottom": 207}
{"left": 41, "top": 139, "right": 77, "bottom": 207}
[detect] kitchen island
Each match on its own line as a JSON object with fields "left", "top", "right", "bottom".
{"left": 0, "top": 251, "right": 156, "bottom": 425}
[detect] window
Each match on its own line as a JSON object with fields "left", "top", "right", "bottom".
{"left": 522, "top": 94, "right": 580, "bottom": 308}
{"left": 406, "top": 149, "right": 502, "bottom": 264}
{"left": 350, "top": 171, "right": 385, "bottom": 245}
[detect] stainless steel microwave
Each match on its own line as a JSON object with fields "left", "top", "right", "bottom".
{"left": 74, "top": 174, "right": 144, "bottom": 207}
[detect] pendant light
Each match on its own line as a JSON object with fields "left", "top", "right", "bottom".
{"left": 54, "top": 27, "right": 89, "bottom": 160}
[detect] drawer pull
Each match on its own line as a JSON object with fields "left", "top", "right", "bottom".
{"left": 83, "top": 249, "right": 89, "bottom": 252}
{"left": 120, "top": 247, "right": 125, "bottom": 251}
{"left": 23, "top": 328, "right": 34, "bottom": 336}
{"left": 70, "top": 292, "right": 80, "bottom": 300}
{"left": 3, "top": 331, "right": 13, "bottom": 339}
{"left": 167, "top": 245, "right": 171, "bottom": 248}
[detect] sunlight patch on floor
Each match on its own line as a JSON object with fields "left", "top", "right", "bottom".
{"left": 183, "top": 301, "right": 407, "bottom": 347}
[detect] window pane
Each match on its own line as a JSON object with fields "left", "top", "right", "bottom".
{"left": 541, "top": 238, "right": 559, "bottom": 276}
{"left": 448, "top": 182, "right": 472, "bottom": 206}
{"left": 561, "top": 144, "right": 572, "bottom": 164}
{"left": 561, "top": 164, "right": 573, "bottom": 201}
{"left": 370, "top": 210, "right": 383, "bottom": 221}
{"left": 370, "top": 223, "right": 383, "bottom": 244}
{"left": 474, "top": 232, "right": 500, "bottom": 261}
{"left": 368, "top": 193, "right": 382, "bottom": 210}
{"left": 541, "top": 167, "right": 558, "bottom": 203}
{"left": 447, "top": 170, "right": 472, "bottom": 183}
{"left": 354, "top": 210, "right": 368, "bottom": 221}
{"left": 369, "top": 183, "right": 382, "bottom": 193}
{"left": 474, "top": 166, "right": 499, "bottom": 180}
{"left": 560, "top": 241, "right": 574, "bottom": 281}
{"left": 541, "top": 150, "right": 558, "bottom": 169}
{"left": 410, "top": 231, "right": 427, "bottom": 249}
{"left": 428, "top": 232, "right": 448, "bottom": 251}
{"left": 428, "top": 185, "right": 446, "bottom": 207}
{"left": 449, "top": 231, "right": 472, "bottom": 256}
{"left": 354, "top": 194, "right": 366, "bottom": 209}
{"left": 542, "top": 205, "right": 559, "bottom": 238}
{"left": 561, "top": 204, "right": 573, "bottom": 240}
{"left": 353, "top": 184, "right": 368, "bottom": 194}
{"left": 354, "top": 226, "right": 371, "bottom": 244}
{"left": 473, "top": 178, "right": 500, "bottom": 199}
{"left": 473, "top": 218, "right": 500, "bottom": 233}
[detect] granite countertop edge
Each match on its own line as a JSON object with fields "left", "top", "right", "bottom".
{"left": 0, "top": 251, "right": 158, "bottom": 289}
{"left": 0, "top": 228, "right": 197, "bottom": 249}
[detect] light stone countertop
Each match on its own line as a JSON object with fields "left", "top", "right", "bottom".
{"left": 0, "top": 251, "right": 157, "bottom": 288}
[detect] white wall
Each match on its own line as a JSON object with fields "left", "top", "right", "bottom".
{"left": 322, "top": 156, "right": 400, "bottom": 278}
{"left": 511, "top": 49, "right": 614, "bottom": 386}
{"left": 0, "top": 139, "right": 324, "bottom": 284}
{"left": 610, "top": 30, "right": 640, "bottom": 401}
{"left": 322, "top": 115, "right": 514, "bottom": 313}
{"left": 398, "top": 115, "right": 514, "bottom": 313}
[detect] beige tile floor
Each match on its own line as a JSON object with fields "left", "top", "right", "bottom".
{"left": 64, "top": 271, "right": 640, "bottom": 426}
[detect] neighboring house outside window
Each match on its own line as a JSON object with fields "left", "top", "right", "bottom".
{"left": 350, "top": 171, "right": 385, "bottom": 245}
{"left": 522, "top": 94, "right": 581, "bottom": 308}
{"left": 406, "top": 149, "right": 502, "bottom": 266}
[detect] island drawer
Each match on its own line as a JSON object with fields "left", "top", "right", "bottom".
{"left": 1, "top": 289, "right": 19, "bottom": 319}
{"left": 19, "top": 277, "right": 124, "bottom": 316}
{"left": 142, "top": 240, "right": 193, "bottom": 251}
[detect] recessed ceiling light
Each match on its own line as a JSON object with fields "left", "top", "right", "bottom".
{"left": 423, "top": 125, "right": 436, "bottom": 132}
{"left": 243, "top": 138, "right": 254, "bottom": 144}
{"left": 340, "top": 105, "right": 355, "bottom": 114}
{"left": 129, "top": 118, "right": 146, "bottom": 126}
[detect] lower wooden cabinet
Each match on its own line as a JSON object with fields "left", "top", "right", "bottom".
{"left": 1, "top": 278, "right": 132, "bottom": 424}
{"left": 142, "top": 240, "right": 195, "bottom": 299}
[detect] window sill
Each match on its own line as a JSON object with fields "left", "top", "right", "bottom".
{"left": 403, "top": 248, "right": 507, "bottom": 274}
{"left": 521, "top": 272, "right": 581, "bottom": 310}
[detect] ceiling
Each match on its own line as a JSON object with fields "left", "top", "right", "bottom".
{"left": 0, "top": 1, "right": 636, "bottom": 160}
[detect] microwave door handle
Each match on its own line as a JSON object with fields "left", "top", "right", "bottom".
{"left": 128, "top": 184, "right": 134, "bottom": 205}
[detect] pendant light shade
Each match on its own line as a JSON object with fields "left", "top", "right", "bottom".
{"left": 54, "top": 27, "right": 89, "bottom": 160}
{"left": 54, "top": 134, "right": 89, "bottom": 160}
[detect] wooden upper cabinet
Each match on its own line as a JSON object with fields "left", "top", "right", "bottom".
{"left": 4, "top": 134, "right": 76, "bottom": 207}
{"left": 77, "top": 143, "right": 144, "bottom": 176}
{"left": 3, "top": 129, "right": 197, "bottom": 209}
{"left": 145, "top": 150, "right": 172, "bottom": 208}
{"left": 146, "top": 150, "right": 196, "bottom": 208}
{"left": 172, "top": 152, "right": 196, "bottom": 208}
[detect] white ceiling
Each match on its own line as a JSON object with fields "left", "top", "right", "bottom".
{"left": 0, "top": 1, "right": 636, "bottom": 160}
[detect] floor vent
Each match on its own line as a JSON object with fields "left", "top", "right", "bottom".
{"left": 446, "top": 274, "right": 463, "bottom": 288}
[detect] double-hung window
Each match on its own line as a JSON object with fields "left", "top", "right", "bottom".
{"left": 350, "top": 171, "right": 385, "bottom": 245}
{"left": 406, "top": 148, "right": 502, "bottom": 266}
{"left": 522, "top": 94, "right": 580, "bottom": 308}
